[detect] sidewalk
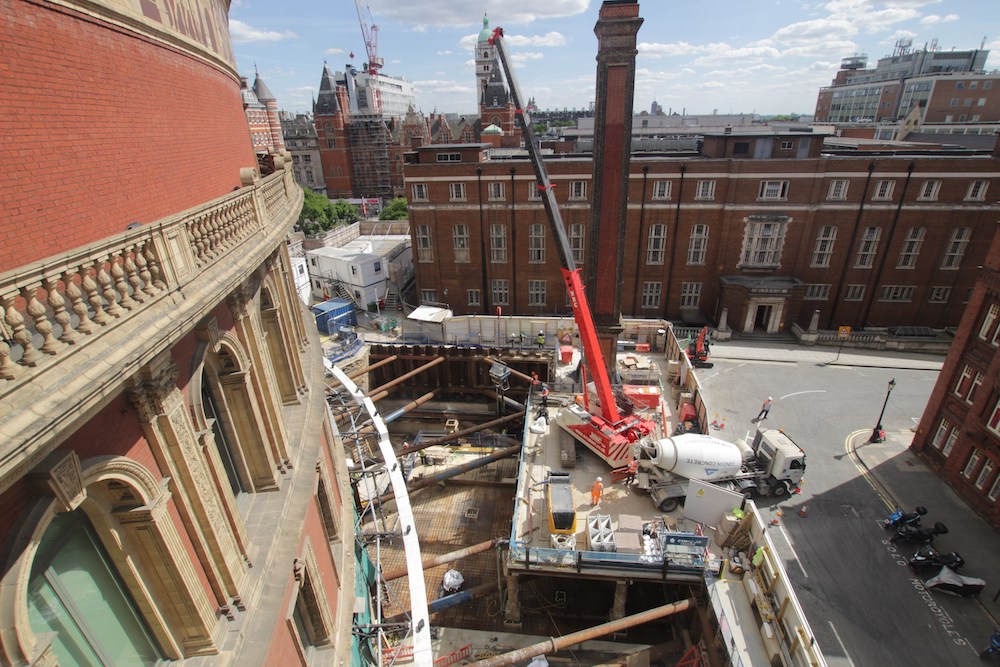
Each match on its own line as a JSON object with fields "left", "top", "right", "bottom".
{"left": 851, "top": 429, "right": 1000, "bottom": 624}
{"left": 708, "top": 340, "right": 945, "bottom": 371}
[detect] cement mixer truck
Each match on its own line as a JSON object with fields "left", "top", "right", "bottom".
{"left": 636, "top": 428, "right": 806, "bottom": 512}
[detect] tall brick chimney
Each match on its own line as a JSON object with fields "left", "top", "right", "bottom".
{"left": 587, "top": 0, "right": 643, "bottom": 372}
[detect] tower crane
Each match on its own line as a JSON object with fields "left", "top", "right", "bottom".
{"left": 354, "top": 1, "right": 383, "bottom": 114}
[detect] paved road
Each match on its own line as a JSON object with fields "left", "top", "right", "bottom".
{"left": 700, "top": 341, "right": 1000, "bottom": 666}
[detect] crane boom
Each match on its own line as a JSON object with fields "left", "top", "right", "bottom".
{"left": 489, "top": 28, "right": 655, "bottom": 467}
{"left": 489, "top": 28, "right": 621, "bottom": 424}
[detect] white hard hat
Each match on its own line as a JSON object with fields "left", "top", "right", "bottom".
{"left": 768, "top": 396, "right": 773, "bottom": 400}
{"left": 596, "top": 477, "right": 602, "bottom": 482}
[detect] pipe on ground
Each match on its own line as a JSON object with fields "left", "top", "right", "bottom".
{"left": 377, "top": 443, "right": 522, "bottom": 503}
{"left": 466, "top": 598, "right": 695, "bottom": 667}
{"left": 383, "top": 391, "right": 438, "bottom": 422}
{"left": 382, "top": 538, "right": 498, "bottom": 581}
{"left": 402, "top": 411, "right": 526, "bottom": 455}
{"left": 365, "top": 356, "right": 445, "bottom": 397}
{"left": 348, "top": 354, "right": 398, "bottom": 380}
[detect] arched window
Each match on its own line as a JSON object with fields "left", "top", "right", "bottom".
{"left": 27, "top": 510, "right": 166, "bottom": 665}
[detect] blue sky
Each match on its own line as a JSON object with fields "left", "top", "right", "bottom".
{"left": 230, "top": 0, "right": 999, "bottom": 117}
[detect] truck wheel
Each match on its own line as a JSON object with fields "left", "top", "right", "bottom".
{"left": 658, "top": 498, "right": 679, "bottom": 512}
{"left": 771, "top": 482, "right": 790, "bottom": 498}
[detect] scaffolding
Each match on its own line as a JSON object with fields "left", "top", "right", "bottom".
{"left": 348, "top": 114, "right": 393, "bottom": 200}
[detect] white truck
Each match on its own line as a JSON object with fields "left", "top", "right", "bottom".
{"left": 636, "top": 428, "right": 806, "bottom": 512}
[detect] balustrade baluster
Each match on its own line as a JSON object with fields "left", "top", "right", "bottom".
{"left": 67, "top": 268, "right": 97, "bottom": 334}
{"left": 123, "top": 250, "right": 145, "bottom": 303}
{"left": 134, "top": 244, "right": 156, "bottom": 295}
{"left": 0, "top": 338, "right": 20, "bottom": 380}
{"left": 190, "top": 216, "right": 207, "bottom": 263}
{"left": 143, "top": 242, "right": 166, "bottom": 289}
{"left": 46, "top": 276, "right": 80, "bottom": 344}
{"left": 97, "top": 260, "right": 124, "bottom": 317}
{"left": 3, "top": 291, "right": 42, "bottom": 366}
{"left": 111, "top": 254, "right": 137, "bottom": 310}
{"left": 82, "top": 264, "right": 111, "bottom": 325}
{"left": 24, "top": 284, "right": 61, "bottom": 355}
{"left": 207, "top": 211, "right": 223, "bottom": 258}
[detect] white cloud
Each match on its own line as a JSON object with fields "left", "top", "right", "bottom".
{"left": 639, "top": 41, "right": 727, "bottom": 58}
{"left": 413, "top": 79, "right": 476, "bottom": 95}
{"left": 921, "top": 13, "right": 959, "bottom": 25}
{"left": 369, "top": 0, "right": 588, "bottom": 29}
{"left": 229, "top": 19, "right": 296, "bottom": 44}
{"left": 459, "top": 30, "right": 566, "bottom": 52}
{"left": 438, "top": 50, "right": 454, "bottom": 56}
{"left": 325, "top": 47, "right": 346, "bottom": 56}
{"left": 512, "top": 51, "right": 544, "bottom": 63}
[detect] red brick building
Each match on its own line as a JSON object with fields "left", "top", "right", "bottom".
{"left": 0, "top": 1, "right": 357, "bottom": 664}
{"left": 404, "top": 136, "right": 1000, "bottom": 332}
{"left": 912, "top": 229, "right": 1000, "bottom": 528}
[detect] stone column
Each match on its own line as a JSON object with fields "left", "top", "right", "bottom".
{"left": 115, "top": 491, "right": 218, "bottom": 656}
{"left": 229, "top": 283, "right": 291, "bottom": 470}
{"left": 129, "top": 353, "right": 248, "bottom": 614}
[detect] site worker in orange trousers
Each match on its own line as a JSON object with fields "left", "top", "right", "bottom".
{"left": 591, "top": 477, "right": 604, "bottom": 505}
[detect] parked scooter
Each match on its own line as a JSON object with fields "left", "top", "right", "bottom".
{"left": 925, "top": 566, "right": 985, "bottom": 598}
{"left": 891, "top": 521, "right": 948, "bottom": 545}
{"left": 979, "top": 630, "right": 1000, "bottom": 658}
{"left": 883, "top": 505, "right": 927, "bottom": 529}
{"left": 908, "top": 546, "right": 965, "bottom": 574}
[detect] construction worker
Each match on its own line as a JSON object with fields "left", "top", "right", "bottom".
{"left": 591, "top": 477, "right": 604, "bottom": 505}
{"left": 540, "top": 384, "right": 550, "bottom": 409}
{"left": 754, "top": 397, "right": 773, "bottom": 422}
{"left": 624, "top": 457, "right": 638, "bottom": 485}
{"left": 536, "top": 330, "right": 545, "bottom": 348}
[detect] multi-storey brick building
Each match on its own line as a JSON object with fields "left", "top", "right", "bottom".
{"left": 1, "top": 1, "right": 359, "bottom": 664}
{"left": 404, "top": 135, "right": 1000, "bottom": 332}
{"left": 281, "top": 111, "right": 326, "bottom": 194}
{"left": 912, "top": 229, "right": 1000, "bottom": 528}
{"left": 815, "top": 41, "right": 998, "bottom": 125}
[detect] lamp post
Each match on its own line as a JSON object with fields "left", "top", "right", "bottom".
{"left": 870, "top": 378, "right": 896, "bottom": 443}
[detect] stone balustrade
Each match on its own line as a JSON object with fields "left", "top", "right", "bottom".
{"left": 0, "top": 165, "right": 303, "bottom": 490}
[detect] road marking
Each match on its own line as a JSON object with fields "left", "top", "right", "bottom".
{"left": 827, "top": 621, "right": 857, "bottom": 667}
{"left": 774, "top": 522, "right": 808, "bottom": 578}
{"left": 779, "top": 389, "right": 827, "bottom": 400}
{"left": 844, "top": 429, "right": 895, "bottom": 512}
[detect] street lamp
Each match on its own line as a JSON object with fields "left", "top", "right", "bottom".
{"left": 870, "top": 378, "right": 896, "bottom": 443}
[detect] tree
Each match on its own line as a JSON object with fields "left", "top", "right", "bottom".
{"left": 330, "top": 199, "right": 359, "bottom": 225}
{"left": 298, "top": 188, "right": 333, "bottom": 234}
{"left": 379, "top": 197, "right": 408, "bottom": 220}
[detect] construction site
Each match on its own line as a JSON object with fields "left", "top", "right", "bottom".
{"left": 316, "top": 4, "right": 828, "bottom": 665}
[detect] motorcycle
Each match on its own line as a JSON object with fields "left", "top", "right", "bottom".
{"left": 908, "top": 546, "right": 965, "bottom": 574}
{"left": 925, "top": 566, "right": 985, "bottom": 598}
{"left": 979, "top": 630, "right": 1000, "bottom": 658}
{"left": 883, "top": 505, "right": 927, "bottom": 529}
{"left": 890, "top": 521, "right": 948, "bottom": 545}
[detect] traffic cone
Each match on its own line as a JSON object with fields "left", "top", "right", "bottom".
{"left": 719, "top": 417, "right": 727, "bottom": 430}
{"left": 711, "top": 413, "right": 719, "bottom": 427}
{"left": 770, "top": 510, "right": 782, "bottom": 526}
{"left": 799, "top": 505, "right": 808, "bottom": 518}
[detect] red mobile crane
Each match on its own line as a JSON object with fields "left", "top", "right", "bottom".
{"left": 489, "top": 29, "right": 655, "bottom": 467}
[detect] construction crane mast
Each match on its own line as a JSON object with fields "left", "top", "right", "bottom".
{"left": 489, "top": 28, "right": 655, "bottom": 467}
{"left": 354, "top": 1, "right": 383, "bottom": 114}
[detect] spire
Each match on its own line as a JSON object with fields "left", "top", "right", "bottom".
{"left": 252, "top": 70, "right": 276, "bottom": 103}
{"left": 478, "top": 12, "right": 492, "bottom": 43}
{"left": 314, "top": 63, "right": 341, "bottom": 116}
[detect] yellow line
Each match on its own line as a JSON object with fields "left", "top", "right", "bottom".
{"left": 844, "top": 429, "right": 896, "bottom": 512}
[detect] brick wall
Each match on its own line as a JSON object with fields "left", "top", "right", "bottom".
{"left": 0, "top": 2, "right": 257, "bottom": 272}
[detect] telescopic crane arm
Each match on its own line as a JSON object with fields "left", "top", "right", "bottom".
{"left": 489, "top": 28, "right": 623, "bottom": 425}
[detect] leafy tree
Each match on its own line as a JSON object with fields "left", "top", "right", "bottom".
{"left": 330, "top": 199, "right": 359, "bottom": 225}
{"left": 379, "top": 197, "right": 409, "bottom": 220}
{"left": 299, "top": 188, "right": 332, "bottom": 234}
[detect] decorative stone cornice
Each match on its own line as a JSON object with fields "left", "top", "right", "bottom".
{"left": 27, "top": 450, "right": 85, "bottom": 513}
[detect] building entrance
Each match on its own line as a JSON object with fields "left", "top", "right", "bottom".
{"left": 754, "top": 305, "right": 773, "bottom": 332}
